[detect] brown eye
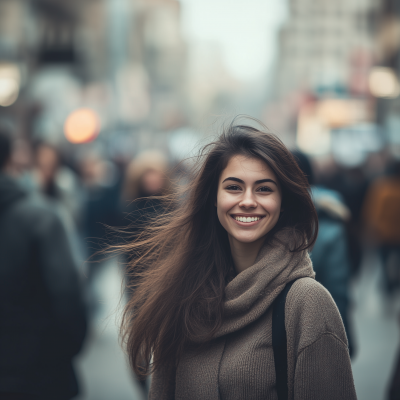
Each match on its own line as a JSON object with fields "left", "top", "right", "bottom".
{"left": 257, "top": 186, "right": 273, "bottom": 193}
{"left": 226, "top": 185, "right": 241, "bottom": 191}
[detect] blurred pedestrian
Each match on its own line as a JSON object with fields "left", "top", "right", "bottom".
{"left": 121, "top": 150, "right": 169, "bottom": 261}
{"left": 292, "top": 151, "right": 355, "bottom": 357}
{"left": 323, "top": 164, "right": 368, "bottom": 277}
{"left": 120, "top": 150, "right": 169, "bottom": 393}
{"left": 119, "top": 122, "right": 357, "bottom": 399}
{"left": 0, "top": 129, "right": 87, "bottom": 400}
{"left": 78, "top": 149, "right": 121, "bottom": 315}
{"left": 362, "top": 160, "right": 400, "bottom": 294}
{"left": 30, "top": 141, "right": 84, "bottom": 267}
{"left": 362, "top": 160, "right": 400, "bottom": 399}
{"left": 33, "top": 141, "right": 82, "bottom": 226}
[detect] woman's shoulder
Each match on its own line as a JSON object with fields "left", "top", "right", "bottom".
{"left": 285, "top": 277, "right": 348, "bottom": 353}
{"left": 289, "top": 277, "right": 336, "bottom": 306}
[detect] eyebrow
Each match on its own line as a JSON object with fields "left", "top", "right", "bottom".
{"left": 222, "top": 177, "right": 278, "bottom": 186}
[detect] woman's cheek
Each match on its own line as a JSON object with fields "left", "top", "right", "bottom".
{"left": 262, "top": 196, "right": 282, "bottom": 214}
{"left": 218, "top": 192, "right": 234, "bottom": 212}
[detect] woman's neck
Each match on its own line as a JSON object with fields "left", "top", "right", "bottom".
{"left": 229, "top": 236, "right": 265, "bottom": 275}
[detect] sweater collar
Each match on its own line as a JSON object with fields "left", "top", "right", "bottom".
{"left": 214, "top": 229, "right": 315, "bottom": 338}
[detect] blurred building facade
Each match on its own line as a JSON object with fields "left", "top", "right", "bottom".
{"left": 374, "top": 0, "right": 400, "bottom": 153}
{"left": 0, "top": 0, "right": 188, "bottom": 149}
{"left": 266, "top": 0, "right": 400, "bottom": 165}
{"left": 276, "top": 0, "right": 378, "bottom": 98}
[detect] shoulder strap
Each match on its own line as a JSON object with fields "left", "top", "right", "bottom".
{"left": 272, "top": 280, "right": 296, "bottom": 400}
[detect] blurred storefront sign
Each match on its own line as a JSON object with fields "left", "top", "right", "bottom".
{"left": 297, "top": 99, "right": 373, "bottom": 156}
{"left": 0, "top": 62, "right": 20, "bottom": 107}
{"left": 331, "top": 124, "right": 384, "bottom": 167}
{"left": 317, "top": 99, "right": 371, "bottom": 128}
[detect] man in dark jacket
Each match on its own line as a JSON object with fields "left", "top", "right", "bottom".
{"left": 0, "top": 129, "right": 87, "bottom": 400}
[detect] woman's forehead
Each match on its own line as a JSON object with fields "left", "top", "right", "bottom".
{"left": 221, "top": 155, "right": 276, "bottom": 179}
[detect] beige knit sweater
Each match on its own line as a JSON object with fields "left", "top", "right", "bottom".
{"left": 149, "top": 231, "right": 357, "bottom": 400}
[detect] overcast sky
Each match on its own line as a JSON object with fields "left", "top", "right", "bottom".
{"left": 180, "top": 0, "right": 288, "bottom": 82}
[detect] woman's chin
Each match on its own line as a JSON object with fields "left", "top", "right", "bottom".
{"left": 230, "top": 233, "right": 265, "bottom": 245}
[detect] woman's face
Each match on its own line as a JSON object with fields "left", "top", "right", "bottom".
{"left": 216, "top": 155, "right": 282, "bottom": 245}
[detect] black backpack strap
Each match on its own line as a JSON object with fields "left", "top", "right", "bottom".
{"left": 272, "top": 280, "right": 297, "bottom": 400}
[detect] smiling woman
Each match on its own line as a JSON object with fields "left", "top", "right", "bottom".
{"left": 217, "top": 156, "right": 283, "bottom": 273}
{"left": 117, "top": 120, "right": 357, "bottom": 400}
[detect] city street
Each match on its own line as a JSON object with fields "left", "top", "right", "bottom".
{"left": 0, "top": 1, "right": 399, "bottom": 400}
{"left": 74, "top": 261, "right": 146, "bottom": 400}
{"left": 74, "top": 252, "right": 400, "bottom": 400}
{"left": 351, "top": 250, "right": 400, "bottom": 400}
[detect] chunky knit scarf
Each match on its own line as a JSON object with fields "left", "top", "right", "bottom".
{"left": 150, "top": 229, "right": 357, "bottom": 400}
{"left": 214, "top": 229, "right": 315, "bottom": 338}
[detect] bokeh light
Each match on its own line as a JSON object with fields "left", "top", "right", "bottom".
{"left": 297, "top": 105, "right": 331, "bottom": 156}
{"left": 0, "top": 63, "right": 20, "bottom": 107}
{"left": 64, "top": 108, "right": 100, "bottom": 144}
{"left": 368, "top": 67, "right": 400, "bottom": 98}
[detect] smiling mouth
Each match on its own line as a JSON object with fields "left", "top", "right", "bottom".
{"left": 231, "top": 215, "right": 265, "bottom": 223}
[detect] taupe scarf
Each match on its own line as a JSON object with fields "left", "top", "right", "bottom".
{"left": 214, "top": 229, "right": 315, "bottom": 338}
{"left": 151, "top": 231, "right": 358, "bottom": 400}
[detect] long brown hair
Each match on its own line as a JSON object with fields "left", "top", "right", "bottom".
{"left": 118, "top": 122, "right": 318, "bottom": 376}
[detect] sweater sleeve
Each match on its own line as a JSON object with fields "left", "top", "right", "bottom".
{"left": 286, "top": 278, "right": 357, "bottom": 400}
{"left": 294, "top": 333, "right": 357, "bottom": 400}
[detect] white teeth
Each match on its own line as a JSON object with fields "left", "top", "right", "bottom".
{"left": 235, "top": 216, "right": 261, "bottom": 222}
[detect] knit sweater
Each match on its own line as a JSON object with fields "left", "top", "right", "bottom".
{"left": 149, "top": 230, "right": 357, "bottom": 400}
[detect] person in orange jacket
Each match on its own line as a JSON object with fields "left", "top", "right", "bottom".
{"left": 362, "top": 160, "right": 400, "bottom": 294}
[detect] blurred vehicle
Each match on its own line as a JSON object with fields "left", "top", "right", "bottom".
{"left": 0, "top": 130, "right": 87, "bottom": 400}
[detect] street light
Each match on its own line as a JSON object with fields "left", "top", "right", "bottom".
{"left": 64, "top": 108, "right": 100, "bottom": 144}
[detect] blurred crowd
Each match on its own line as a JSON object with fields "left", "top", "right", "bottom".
{"left": 0, "top": 126, "right": 174, "bottom": 399}
{"left": 1, "top": 119, "right": 400, "bottom": 398}
{"left": 0, "top": 0, "right": 399, "bottom": 398}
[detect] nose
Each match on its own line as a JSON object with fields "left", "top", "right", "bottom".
{"left": 238, "top": 189, "right": 257, "bottom": 209}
